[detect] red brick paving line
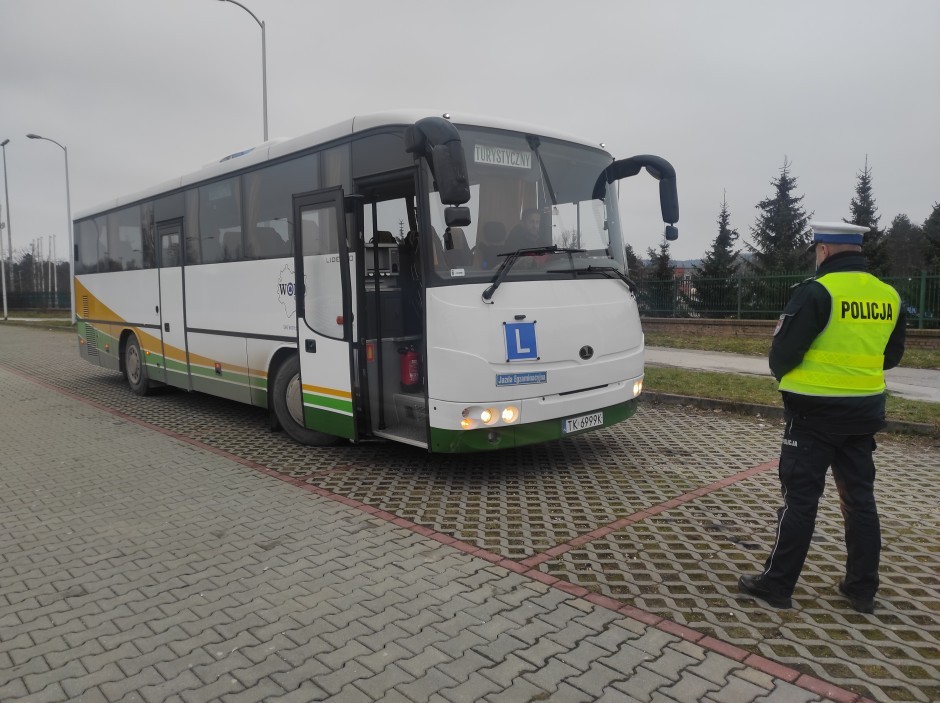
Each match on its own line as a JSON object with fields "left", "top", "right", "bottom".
{"left": 4, "top": 363, "right": 869, "bottom": 703}
{"left": 520, "top": 458, "right": 779, "bottom": 568}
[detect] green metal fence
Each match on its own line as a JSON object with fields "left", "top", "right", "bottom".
{"left": 2, "top": 291, "right": 70, "bottom": 312}
{"left": 639, "top": 270, "right": 940, "bottom": 329}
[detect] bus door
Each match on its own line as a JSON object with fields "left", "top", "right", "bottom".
{"left": 156, "top": 219, "right": 188, "bottom": 388}
{"left": 358, "top": 182, "right": 428, "bottom": 448}
{"left": 292, "top": 189, "right": 358, "bottom": 440}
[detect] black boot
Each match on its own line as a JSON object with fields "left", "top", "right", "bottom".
{"left": 738, "top": 575, "right": 793, "bottom": 609}
{"left": 838, "top": 580, "right": 874, "bottom": 614}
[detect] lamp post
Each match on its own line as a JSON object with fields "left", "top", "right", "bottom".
{"left": 26, "top": 134, "right": 74, "bottom": 323}
{"left": 1, "top": 139, "right": 12, "bottom": 320}
{"left": 217, "top": 0, "right": 268, "bottom": 142}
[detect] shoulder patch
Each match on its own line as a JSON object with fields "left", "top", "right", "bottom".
{"left": 773, "top": 313, "right": 789, "bottom": 336}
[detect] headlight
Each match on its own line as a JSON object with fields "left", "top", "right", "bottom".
{"left": 459, "top": 404, "right": 521, "bottom": 429}
{"left": 481, "top": 407, "right": 499, "bottom": 425}
{"left": 633, "top": 379, "right": 643, "bottom": 396}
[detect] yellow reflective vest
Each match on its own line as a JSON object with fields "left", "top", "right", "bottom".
{"left": 779, "top": 272, "right": 900, "bottom": 397}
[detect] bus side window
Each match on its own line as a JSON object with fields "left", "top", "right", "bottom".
{"left": 199, "top": 177, "right": 241, "bottom": 263}
{"left": 161, "top": 235, "right": 180, "bottom": 267}
{"left": 76, "top": 221, "right": 99, "bottom": 275}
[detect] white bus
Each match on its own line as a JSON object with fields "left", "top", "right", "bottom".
{"left": 74, "top": 111, "right": 678, "bottom": 452}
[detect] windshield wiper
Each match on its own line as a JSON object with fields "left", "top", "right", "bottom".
{"left": 481, "top": 245, "right": 585, "bottom": 302}
{"left": 526, "top": 135, "right": 557, "bottom": 205}
{"left": 546, "top": 265, "right": 638, "bottom": 294}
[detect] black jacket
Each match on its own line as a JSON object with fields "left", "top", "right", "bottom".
{"left": 769, "top": 251, "right": 907, "bottom": 434}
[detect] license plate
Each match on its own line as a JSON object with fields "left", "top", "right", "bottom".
{"left": 562, "top": 411, "right": 604, "bottom": 434}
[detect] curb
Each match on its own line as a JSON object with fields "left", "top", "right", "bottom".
{"left": 641, "top": 391, "right": 939, "bottom": 438}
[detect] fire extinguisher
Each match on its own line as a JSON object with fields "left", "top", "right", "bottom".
{"left": 399, "top": 345, "right": 421, "bottom": 393}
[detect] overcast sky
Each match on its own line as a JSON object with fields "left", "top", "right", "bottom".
{"left": 1, "top": 0, "right": 938, "bottom": 262}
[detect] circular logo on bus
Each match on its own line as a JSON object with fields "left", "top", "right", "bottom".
{"left": 277, "top": 264, "right": 296, "bottom": 319}
{"left": 579, "top": 345, "right": 594, "bottom": 360}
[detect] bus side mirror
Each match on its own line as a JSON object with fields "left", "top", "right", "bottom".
{"left": 659, "top": 178, "right": 679, "bottom": 227}
{"left": 594, "top": 154, "right": 679, "bottom": 235}
{"left": 445, "top": 206, "right": 471, "bottom": 227}
{"left": 430, "top": 144, "right": 471, "bottom": 205}
{"left": 406, "top": 116, "right": 471, "bottom": 206}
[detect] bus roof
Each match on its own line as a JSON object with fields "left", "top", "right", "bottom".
{"left": 75, "top": 110, "right": 606, "bottom": 220}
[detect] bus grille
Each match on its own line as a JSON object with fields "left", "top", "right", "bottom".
{"left": 82, "top": 296, "right": 98, "bottom": 356}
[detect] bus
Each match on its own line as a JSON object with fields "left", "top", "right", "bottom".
{"left": 74, "top": 111, "right": 678, "bottom": 453}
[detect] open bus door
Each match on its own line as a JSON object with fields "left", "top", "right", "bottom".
{"left": 291, "top": 188, "right": 359, "bottom": 442}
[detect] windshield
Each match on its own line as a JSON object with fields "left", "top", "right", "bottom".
{"left": 425, "top": 127, "right": 624, "bottom": 284}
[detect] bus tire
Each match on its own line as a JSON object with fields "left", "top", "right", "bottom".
{"left": 124, "top": 334, "right": 151, "bottom": 396}
{"left": 271, "top": 355, "right": 342, "bottom": 446}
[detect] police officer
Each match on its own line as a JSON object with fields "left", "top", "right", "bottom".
{"left": 739, "top": 221, "right": 906, "bottom": 612}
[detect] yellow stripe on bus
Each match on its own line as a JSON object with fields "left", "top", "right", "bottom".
{"left": 303, "top": 384, "right": 353, "bottom": 400}
{"left": 76, "top": 282, "right": 259, "bottom": 378}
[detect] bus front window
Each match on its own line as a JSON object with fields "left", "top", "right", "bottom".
{"left": 426, "top": 128, "right": 624, "bottom": 284}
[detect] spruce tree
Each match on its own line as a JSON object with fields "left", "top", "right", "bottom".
{"left": 746, "top": 158, "right": 812, "bottom": 274}
{"left": 884, "top": 214, "right": 924, "bottom": 275}
{"left": 846, "top": 157, "right": 889, "bottom": 276}
{"left": 923, "top": 202, "right": 940, "bottom": 272}
{"left": 692, "top": 192, "right": 740, "bottom": 316}
{"left": 624, "top": 242, "right": 643, "bottom": 277}
{"left": 643, "top": 238, "right": 676, "bottom": 316}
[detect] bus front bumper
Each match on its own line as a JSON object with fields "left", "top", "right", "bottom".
{"left": 427, "top": 396, "right": 639, "bottom": 453}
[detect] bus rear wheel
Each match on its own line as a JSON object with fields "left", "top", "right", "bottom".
{"left": 124, "top": 334, "right": 151, "bottom": 396}
{"left": 271, "top": 355, "right": 342, "bottom": 446}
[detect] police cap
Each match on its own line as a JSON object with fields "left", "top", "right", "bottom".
{"left": 807, "top": 221, "right": 869, "bottom": 253}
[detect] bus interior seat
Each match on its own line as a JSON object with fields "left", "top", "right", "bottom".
{"left": 220, "top": 231, "right": 243, "bottom": 261}
{"left": 201, "top": 237, "right": 222, "bottom": 263}
{"left": 371, "top": 230, "right": 397, "bottom": 245}
{"left": 255, "top": 226, "right": 289, "bottom": 258}
{"left": 474, "top": 222, "right": 507, "bottom": 270}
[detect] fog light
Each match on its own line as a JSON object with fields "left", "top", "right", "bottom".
{"left": 460, "top": 417, "right": 475, "bottom": 430}
{"left": 502, "top": 406, "right": 519, "bottom": 423}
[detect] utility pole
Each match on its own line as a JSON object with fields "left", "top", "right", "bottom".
{"left": 0, "top": 201, "right": 7, "bottom": 319}
{"left": 1, "top": 138, "right": 12, "bottom": 320}
{"left": 48, "top": 235, "right": 53, "bottom": 307}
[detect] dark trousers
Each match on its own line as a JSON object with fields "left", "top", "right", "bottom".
{"left": 760, "top": 420, "right": 881, "bottom": 598}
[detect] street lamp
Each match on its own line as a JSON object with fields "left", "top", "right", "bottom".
{"left": 217, "top": 0, "right": 268, "bottom": 142}
{"left": 26, "top": 133, "right": 74, "bottom": 324}
{"left": 1, "top": 138, "right": 11, "bottom": 320}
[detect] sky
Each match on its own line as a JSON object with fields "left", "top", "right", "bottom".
{"left": 1, "top": 0, "right": 938, "bottom": 263}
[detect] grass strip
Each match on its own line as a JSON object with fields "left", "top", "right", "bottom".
{"left": 645, "top": 332, "right": 940, "bottom": 370}
{"left": 643, "top": 366, "right": 940, "bottom": 429}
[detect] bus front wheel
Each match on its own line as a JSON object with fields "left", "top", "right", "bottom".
{"left": 124, "top": 335, "right": 151, "bottom": 396}
{"left": 271, "top": 356, "right": 342, "bottom": 446}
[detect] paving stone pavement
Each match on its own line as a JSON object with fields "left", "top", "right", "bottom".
{"left": 1, "top": 324, "right": 938, "bottom": 703}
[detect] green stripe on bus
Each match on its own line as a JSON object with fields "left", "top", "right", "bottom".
{"left": 304, "top": 406, "right": 355, "bottom": 439}
{"left": 164, "top": 357, "right": 189, "bottom": 374}
{"left": 189, "top": 363, "right": 251, "bottom": 384}
{"left": 302, "top": 391, "right": 354, "bottom": 415}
